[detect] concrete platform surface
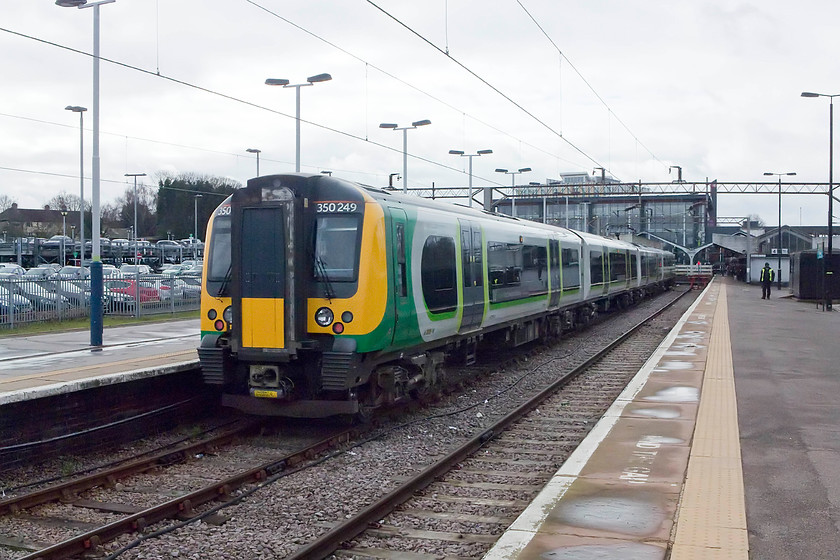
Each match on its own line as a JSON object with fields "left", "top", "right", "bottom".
{"left": 0, "top": 319, "right": 199, "bottom": 404}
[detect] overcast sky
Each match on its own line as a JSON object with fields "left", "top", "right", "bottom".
{"left": 2, "top": 0, "right": 838, "bottom": 227}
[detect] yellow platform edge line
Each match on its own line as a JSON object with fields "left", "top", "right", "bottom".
{"left": 670, "top": 283, "right": 749, "bottom": 559}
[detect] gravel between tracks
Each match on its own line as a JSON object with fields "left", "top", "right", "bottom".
{"left": 2, "top": 288, "right": 695, "bottom": 560}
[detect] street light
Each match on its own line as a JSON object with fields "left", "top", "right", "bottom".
{"left": 60, "top": 209, "right": 68, "bottom": 267}
{"left": 246, "top": 148, "right": 261, "bottom": 176}
{"left": 669, "top": 165, "right": 684, "bottom": 183}
{"left": 764, "top": 171, "right": 796, "bottom": 290}
{"left": 495, "top": 167, "right": 531, "bottom": 218}
{"left": 65, "top": 105, "right": 87, "bottom": 267}
{"left": 57, "top": 0, "right": 117, "bottom": 348}
{"left": 194, "top": 194, "right": 203, "bottom": 257}
{"left": 802, "top": 91, "right": 839, "bottom": 310}
{"left": 449, "top": 149, "right": 492, "bottom": 208}
{"left": 265, "top": 73, "right": 332, "bottom": 172}
{"left": 380, "top": 120, "right": 432, "bottom": 194}
{"left": 125, "top": 173, "right": 145, "bottom": 265}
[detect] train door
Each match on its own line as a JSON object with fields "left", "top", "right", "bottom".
{"left": 389, "top": 208, "right": 414, "bottom": 347}
{"left": 237, "top": 205, "right": 290, "bottom": 352}
{"left": 549, "top": 239, "right": 561, "bottom": 307}
{"left": 459, "top": 220, "right": 484, "bottom": 333}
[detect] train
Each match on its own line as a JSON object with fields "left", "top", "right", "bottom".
{"left": 198, "top": 174, "right": 676, "bottom": 418}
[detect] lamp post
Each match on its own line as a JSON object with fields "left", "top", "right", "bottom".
{"left": 449, "top": 149, "right": 492, "bottom": 208}
{"left": 495, "top": 167, "right": 531, "bottom": 218}
{"left": 194, "top": 194, "right": 203, "bottom": 258}
{"left": 246, "top": 148, "right": 261, "bottom": 176}
{"left": 265, "top": 73, "right": 332, "bottom": 172}
{"left": 802, "top": 91, "right": 838, "bottom": 310}
{"left": 65, "top": 105, "right": 86, "bottom": 267}
{"left": 57, "top": 0, "right": 116, "bottom": 348}
{"left": 125, "top": 173, "right": 145, "bottom": 265}
{"left": 764, "top": 171, "right": 796, "bottom": 290}
{"left": 380, "top": 120, "right": 432, "bottom": 194}
{"left": 61, "top": 209, "right": 68, "bottom": 267}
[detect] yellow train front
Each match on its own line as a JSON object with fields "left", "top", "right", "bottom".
{"left": 199, "top": 174, "right": 396, "bottom": 418}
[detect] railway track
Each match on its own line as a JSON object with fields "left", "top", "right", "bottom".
{"left": 301, "top": 288, "right": 693, "bottom": 559}
{"left": 0, "top": 287, "right": 694, "bottom": 559}
{"left": 0, "top": 422, "right": 359, "bottom": 559}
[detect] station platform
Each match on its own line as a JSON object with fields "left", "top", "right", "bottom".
{"left": 484, "top": 276, "right": 840, "bottom": 560}
{"left": 0, "top": 319, "right": 200, "bottom": 405}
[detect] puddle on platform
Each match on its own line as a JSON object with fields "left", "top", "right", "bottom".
{"left": 644, "top": 386, "right": 699, "bottom": 403}
{"left": 654, "top": 360, "right": 694, "bottom": 371}
{"left": 631, "top": 408, "right": 681, "bottom": 419}
{"left": 550, "top": 495, "right": 665, "bottom": 536}
{"left": 541, "top": 542, "right": 664, "bottom": 560}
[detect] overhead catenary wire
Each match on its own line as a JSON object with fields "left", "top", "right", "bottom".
{"left": 0, "top": 26, "right": 507, "bottom": 190}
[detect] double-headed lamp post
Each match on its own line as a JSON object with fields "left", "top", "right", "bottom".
{"left": 495, "top": 167, "right": 531, "bottom": 218}
{"left": 764, "top": 171, "right": 796, "bottom": 290}
{"left": 125, "top": 173, "right": 145, "bottom": 265}
{"left": 65, "top": 105, "right": 87, "bottom": 267}
{"left": 449, "top": 149, "right": 492, "bottom": 208}
{"left": 265, "top": 73, "right": 332, "bottom": 173}
{"left": 57, "top": 0, "right": 116, "bottom": 348}
{"left": 802, "top": 91, "right": 838, "bottom": 311}
{"left": 246, "top": 148, "right": 261, "bottom": 176}
{"left": 380, "top": 120, "right": 432, "bottom": 194}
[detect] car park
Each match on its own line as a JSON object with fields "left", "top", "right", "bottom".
{"left": 3, "top": 280, "right": 69, "bottom": 310}
{"left": 0, "top": 285, "right": 34, "bottom": 313}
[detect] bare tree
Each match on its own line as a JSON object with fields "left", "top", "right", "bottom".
{"left": 0, "top": 194, "right": 14, "bottom": 213}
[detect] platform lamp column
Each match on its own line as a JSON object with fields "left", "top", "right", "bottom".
{"left": 194, "top": 194, "right": 203, "bottom": 259}
{"left": 125, "top": 173, "right": 145, "bottom": 266}
{"left": 65, "top": 105, "right": 87, "bottom": 267}
{"left": 61, "top": 209, "right": 68, "bottom": 267}
{"left": 802, "top": 91, "right": 838, "bottom": 311}
{"left": 265, "top": 73, "right": 331, "bottom": 173}
{"left": 495, "top": 167, "right": 531, "bottom": 218}
{"left": 449, "top": 149, "right": 492, "bottom": 208}
{"left": 764, "top": 171, "right": 796, "bottom": 290}
{"left": 380, "top": 120, "right": 432, "bottom": 195}
{"left": 246, "top": 148, "right": 260, "bottom": 176}
{"left": 56, "top": 0, "right": 117, "bottom": 348}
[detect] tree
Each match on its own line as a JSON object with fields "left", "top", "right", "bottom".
{"left": 155, "top": 173, "right": 239, "bottom": 240}
{"left": 0, "top": 194, "right": 14, "bottom": 213}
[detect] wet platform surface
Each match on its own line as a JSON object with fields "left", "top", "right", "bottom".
{"left": 0, "top": 319, "right": 199, "bottom": 404}
{"left": 485, "top": 277, "right": 840, "bottom": 560}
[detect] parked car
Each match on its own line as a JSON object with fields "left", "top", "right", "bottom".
{"left": 104, "top": 278, "right": 160, "bottom": 303}
{"left": 119, "top": 264, "right": 152, "bottom": 276}
{"left": 0, "top": 263, "right": 26, "bottom": 277}
{"left": 0, "top": 285, "right": 34, "bottom": 313}
{"left": 57, "top": 265, "right": 89, "bottom": 279}
{"left": 3, "top": 280, "right": 69, "bottom": 310}
{"left": 102, "top": 264, "right": 122, "bottom": 278}
{"left": 47, "top": 279, "right": 90, "bottom": 306}
{"left": 24, "top": 267, "right": 58, "bottom": 280}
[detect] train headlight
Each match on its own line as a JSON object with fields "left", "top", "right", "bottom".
{"left": 315, "top": 307, "right": 334, "bottom": 327}
{"left": 223, "top": 306, "right": 233, "bottom": 324}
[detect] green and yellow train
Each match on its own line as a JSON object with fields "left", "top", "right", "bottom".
{"left": 198, "top": 174, "right": 675, "bottom": 418}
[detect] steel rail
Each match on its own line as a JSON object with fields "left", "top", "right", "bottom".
{"left": 19, "top": 426, "right": 359, "bottom": 560}
{"left": 285, "top": 288, "right": 690, "bottom": 560}
{"left": 0, "top": 420, "right": 259, "bottom": 516}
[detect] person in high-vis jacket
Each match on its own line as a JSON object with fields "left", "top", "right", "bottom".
{"left": 760, "top": 262, "right": 775, "bottom": 299}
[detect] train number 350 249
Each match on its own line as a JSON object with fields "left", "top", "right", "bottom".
{"left": 315, "top": 201, "right": 358, "bottom": 213}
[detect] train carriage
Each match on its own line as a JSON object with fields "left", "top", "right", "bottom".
{"left": 198, "top": 174, "right": 674, "bottom": 418}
